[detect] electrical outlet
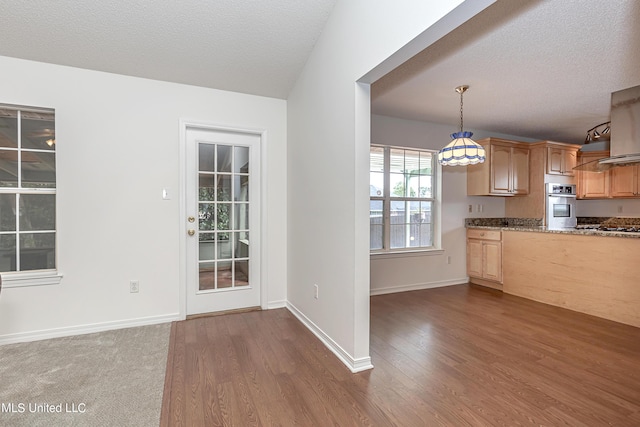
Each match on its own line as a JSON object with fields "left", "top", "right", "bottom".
{"left": 618, "top": 205, "right": 623, "bottom": 213}
{"left": 447, "top": 256, "right": 451, "bottom": 265}
{"left": 130, "top": 280, "right": 139, "bottom": 293}
{"left": 314, "top": 284, "right": 319, "bottom": 299}
{"left": 468, "top": 204, "right": 473, "bottom": 213}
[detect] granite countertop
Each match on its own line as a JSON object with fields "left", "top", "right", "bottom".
{"left": 465, "top": 217, "right": 640, "bottom": 239}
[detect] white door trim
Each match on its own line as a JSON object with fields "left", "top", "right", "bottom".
{"left": 178, "top": 119, "right": 268, "bottom": 319}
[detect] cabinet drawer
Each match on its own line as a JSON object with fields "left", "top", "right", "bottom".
{"left": 467, "top": 229, "right": 501, "bottom": 240}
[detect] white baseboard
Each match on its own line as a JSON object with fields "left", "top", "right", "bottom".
{"left": 267, "top": 299, "right": 287, "bottom": 309}
{"left": 286, "top": 302, "right": 373, "bottom": 373}
{"left": 370, "top": 278, "right": 468, "bottom": 296}
{"left": 0, "top": 313, "right": 181, "bottom": 345}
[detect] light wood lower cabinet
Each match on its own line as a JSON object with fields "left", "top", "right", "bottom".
{"left": 466, "top": 229, "right": 502, "bottom": 290}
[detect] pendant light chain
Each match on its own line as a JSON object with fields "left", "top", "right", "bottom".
{"left": 456, "top": 84, "right": 468, "bottom": 134}
{"left": 459, "top": 89, "right": 464, "bottom": 134}
{"left": 437, "top": 84, "right": 486, "bottom": 166}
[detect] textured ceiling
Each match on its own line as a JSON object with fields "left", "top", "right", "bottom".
{"left": 2, "top": 0, "right": 637, "bottom": 145}
{"left": 0, "top": 0, "right": 337, "bottom": 99}
{"left": 372, "top": 0, "right": 640, "bottom": 145}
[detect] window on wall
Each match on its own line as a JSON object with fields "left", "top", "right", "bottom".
{"left": 370, "top": 145, "right": 439, "bottom": 253}
{"left": 0, "top": 104, "right": 59, "bottom": 284}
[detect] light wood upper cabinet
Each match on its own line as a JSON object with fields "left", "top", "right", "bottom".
{"left": 467, "top": 138, "right": 530, "bottom": 196}
{"left": 547, "top": 148, "right": 563, "bottom": 174}
{"left": 610, "top": 165, "right": 640, "bottom": 197}
{"left": 576, "top": 151, "right": 610, "bottom": 199}
{"left": 489, "top": 144, "right": 512, "bottom": 194}
{"left": 504, "top": 141, "right": 580, "bottom": 221}
{"left": 547, "top": 146, "right": 578, "bottom": 176}
{"left": 512, "top": 147, "right": 530, "bottom": 194}
{"left": 576, "top": 151, "right": 640, "bottom": 199}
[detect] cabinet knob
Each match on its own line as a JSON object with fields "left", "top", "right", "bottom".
{"left": 480, "top": 232, "right": 485, "bottom": 236}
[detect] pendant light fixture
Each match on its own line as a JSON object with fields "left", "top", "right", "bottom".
{"left": 437, "top": 85, "right": 486, "bottom": 166}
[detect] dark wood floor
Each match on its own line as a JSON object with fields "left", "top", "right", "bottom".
{"left": 161, "top": 284, "right": 640, "bottom": 426}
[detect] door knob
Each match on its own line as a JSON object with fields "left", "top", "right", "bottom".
{"left": 188, "top": 229, "right": 195, "bottom": 236}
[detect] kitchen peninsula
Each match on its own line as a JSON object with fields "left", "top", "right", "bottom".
{"left": 466, "top": 217, "right": 640, "bottom": 329}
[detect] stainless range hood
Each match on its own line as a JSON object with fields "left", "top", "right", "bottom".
{"left": 576, "top": 84, "right": 640, "bottom": 171}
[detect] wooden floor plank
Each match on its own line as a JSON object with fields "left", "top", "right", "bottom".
{"left": 169, "top": 321, "right": 187, "bottom": 427}
{"left": 159, "top": 321, "right": 177, "bottom": 427}
{"left": 161, "top": 284, "right": 640, "bottom": 426}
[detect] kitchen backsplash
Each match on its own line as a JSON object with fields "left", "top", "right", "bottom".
{"left": 577, "top": 217, "right": 612, "bottom": 225}
{"left": 602, "top": 217, "right": 640, "bottom": 226}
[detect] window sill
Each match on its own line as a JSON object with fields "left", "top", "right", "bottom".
{"left": 2, "top": 270, "right": 63, "bottom": 288}
{"left": 370, "top": 248, "right": 444, "bottom": 260}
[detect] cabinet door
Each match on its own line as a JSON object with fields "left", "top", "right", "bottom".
{"left": 467, "top": 239, "right": 483, "bottom": 278}
{"left": 582, "top": 170, "right": 609, "bottom": 198}
{"left": 547, "top": 148, "right": 564, "bottom": 175}
{"left": 578, "top": 154, "right": 609, "bottom": 199}
{"left": 482, "top": 241, "right": 502, "bottom": 282}
{"left": 511, "top": 147, "right": 530, "bottom": 194}
{"left": 490, "top": 145, "right": 512, "bottom": 194}
{"left": 562, "top": 149, "right": 577, "bottom": 176}
{"left": 610, "top": 165, "right": 638, "bottom": 197}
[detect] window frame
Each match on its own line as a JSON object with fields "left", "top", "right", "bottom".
{"left": 0, "top": 103, "right": 62, "bottom": 288}
{"left": 370, "top": 144, "right": 442, "bottom": 257}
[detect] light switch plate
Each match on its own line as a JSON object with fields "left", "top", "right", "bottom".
{"left": 162, "top": 188, "right": 171, "bottom": 200}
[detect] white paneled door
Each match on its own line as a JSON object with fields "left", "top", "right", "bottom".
{"left": 185, "top": 126, "right": 261, "bottom": 315}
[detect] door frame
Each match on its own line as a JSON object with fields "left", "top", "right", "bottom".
{"left": 178, "top": 119, "right": 268, "bottom": 319}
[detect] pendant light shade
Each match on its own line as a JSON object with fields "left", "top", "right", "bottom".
{"left": 437, "top": 131, "right": 486, "bottom": 166}
{"left": 437, "top": 85, "right": 485, "bottom": 166}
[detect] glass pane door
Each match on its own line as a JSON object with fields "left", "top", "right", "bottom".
{"left": 198, "top": 143, "right": 250, "bottom": 292}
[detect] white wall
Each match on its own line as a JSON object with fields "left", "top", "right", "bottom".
{"left": 0, "top": 56, "right": 287, "bottom": 342}
{"left": 286, "top": 0, "right": 495, "bottom": 371}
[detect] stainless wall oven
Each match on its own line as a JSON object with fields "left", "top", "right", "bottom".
{"left": 546, "top": 183, "right": 577, "bottom": 229}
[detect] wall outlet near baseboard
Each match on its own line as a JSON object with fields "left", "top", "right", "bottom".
{"left": 130, "top": 280, "right": 139, "bottom": 293}
{"left": 314, "top": 284, "right": 319, "bottom": 299}
{"left": 446, "top": 256, "right": 451, "bottom": 264}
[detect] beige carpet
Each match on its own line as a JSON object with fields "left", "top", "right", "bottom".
{"left": 0, "top": 323, "right": 171, "bottom": 427}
